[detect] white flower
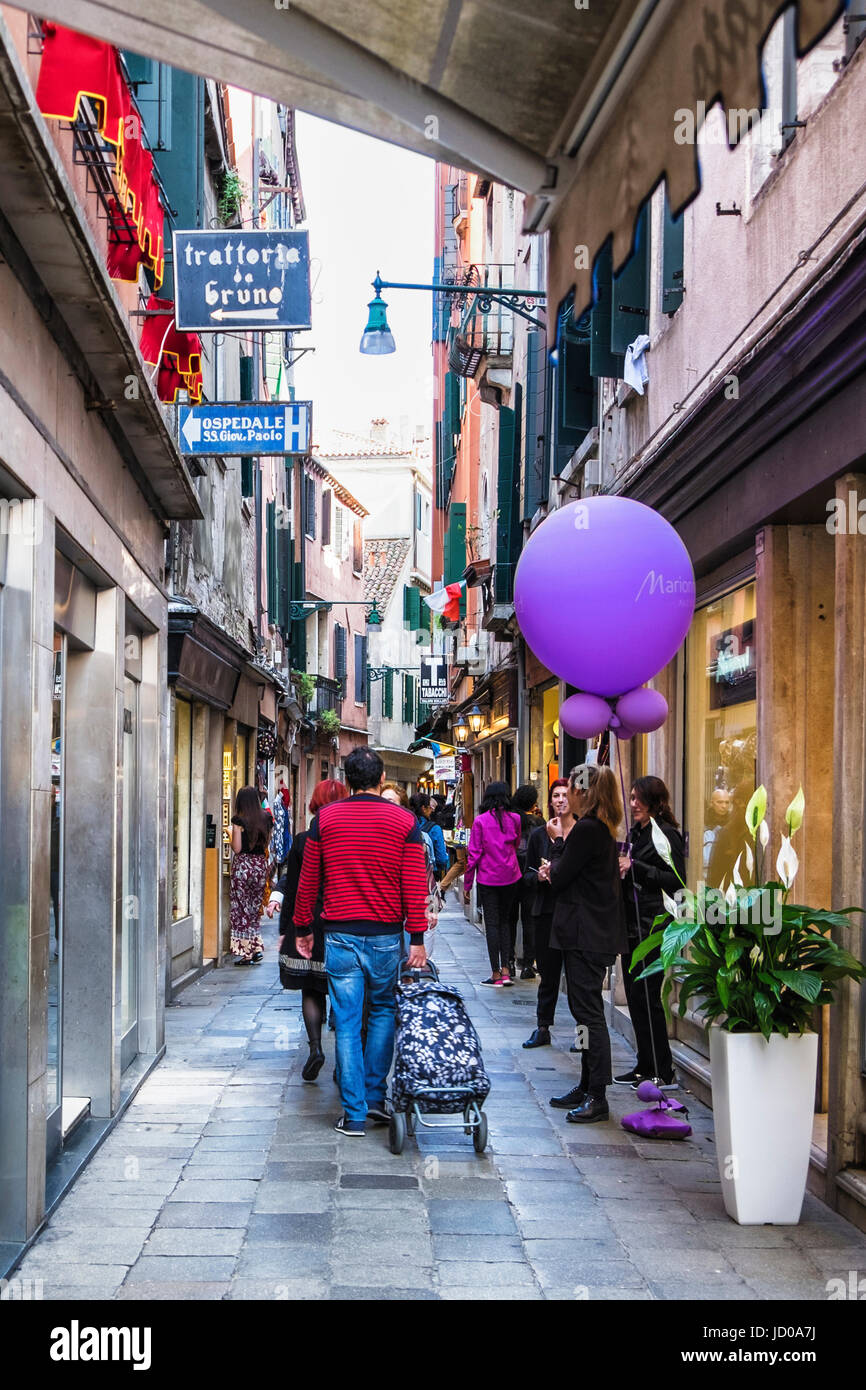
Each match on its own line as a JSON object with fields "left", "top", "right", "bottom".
{"left": 725, "top": 882, "right": 737, "bottom": 908}
{"left": 758, "top": 820, "right": 770, "bottom": 850}
{"left": 744, "top": 842, "right": 754, "bottom": 876}
{"left": 776, "top": 835, "right": 799, "bottom": 890}
{"left": 650, "top": 817, "right": 675, "bottom": 869}
{"left": 732, "top": 853, "right": 743, "bottom": 888}
{"left": 662, "top": 889, "right": 680, "bottom": 920}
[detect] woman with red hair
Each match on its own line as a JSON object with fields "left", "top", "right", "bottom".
{"left": 271, "top": 780, "right": 349, "bottom": 1080}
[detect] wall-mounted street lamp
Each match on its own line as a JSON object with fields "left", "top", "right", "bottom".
{"left": 359, "top": 271, "right": 546, "bottom": 354}
{"left": 289, "top": 599, "right": 382, "bottom": 630}
{"left": 467, "top": 703, "right": 484, "bottom": 736}
{"left": 453, "top": 716, "right": 468, "bottom": 745}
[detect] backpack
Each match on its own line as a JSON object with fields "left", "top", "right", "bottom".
{"left": 392, "top": 980, "right": 491, "bottom": 1114}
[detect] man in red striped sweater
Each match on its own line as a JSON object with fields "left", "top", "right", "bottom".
{"left": 294, "top": 746, "right": 427, "bottom": 1137}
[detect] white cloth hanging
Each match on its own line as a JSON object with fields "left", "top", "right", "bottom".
{"left": 624, "top": 333, "right": 651, "bottom": 395}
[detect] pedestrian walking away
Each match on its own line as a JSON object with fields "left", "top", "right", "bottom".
{"left": 618, "top": 776, "right": 685, "bottom": 1088}
{"left": 409, "top": 790, "right": 450, "bottom": 878}
{"left": 229, "top": 786, "right": 273, "bottom": 965}
{"left": 511, "top": 782, "right": 546, "bottom": 978}
{"left": 539, "top": 765, "right": 628, "bottom": 1123}
{"left": 463, "top": 781, "right": 522, "bottom": 987}
{"left": 268, "top": 779, "right": 349, "bottom": 1081}
{"left": 293, "top": 747, "right": 428, "bottom": 1136}
{"left": 522, "top": 778, "right": 571, "bottom": 1048}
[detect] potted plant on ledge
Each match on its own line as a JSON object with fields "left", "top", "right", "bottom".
{"left": 632, "top": 787, "right": 864, "bottom": 1225}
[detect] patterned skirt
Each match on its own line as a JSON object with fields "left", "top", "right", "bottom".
{"left": 230, "top": 852, "right": 268, "bottom": 960}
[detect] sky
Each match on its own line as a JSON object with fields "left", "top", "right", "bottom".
{"left": 292, "top": 114, "right": 435, "bottom": 448}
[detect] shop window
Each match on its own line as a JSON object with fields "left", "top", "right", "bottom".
{"left": 685, "top": 583, "right": 757, "bottom": 896}
{"left": 172, "top": 697, "right": 193, "bottom": 920}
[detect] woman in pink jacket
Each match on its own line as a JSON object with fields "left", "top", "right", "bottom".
{"left": 464, "top": 782, "right": 522, "bottom": 986}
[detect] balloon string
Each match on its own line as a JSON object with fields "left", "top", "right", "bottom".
{"left": 615, "top": 734, "right": 663, "bottom": 1083}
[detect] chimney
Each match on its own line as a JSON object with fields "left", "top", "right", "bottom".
{"left": 370, "top": 418, "right": 388, "bottom": 444}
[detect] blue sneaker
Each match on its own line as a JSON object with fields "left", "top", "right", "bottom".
{"left": 334, "top": 1115, "right": 365, "bottom": 1137}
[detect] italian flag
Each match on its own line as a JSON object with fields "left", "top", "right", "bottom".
{"left": 423, "top": 582, "right": 464, "bottom": 623}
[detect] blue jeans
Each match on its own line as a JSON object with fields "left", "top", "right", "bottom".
{"left": 325, "top": 932, "right": 402, "bottom": 1123}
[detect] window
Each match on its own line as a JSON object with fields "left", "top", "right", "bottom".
{"left": 495, "top": 397, "right": 523, "bottom": 603}
{"left": 610, "top": 203, "right": 650, "bottom": 355}
{"left": 404, "top": 584, "right": 423, "bottom": 631}
{"left": 334, "top": 622, "right": 347, "bottom": 693}
{"left": 415, "top": 491, "right": 423, "bottom": 531}
{"left": 334, "top": 504, "right": 344, "bottom": 559}
{"left": 522, "top": 329, "right": 548, "bottom": 520}
{"left": 354, "top": 634, "right": 368, "bottom": 704}
{"left": 383, "top": 668, "right": 394, "bottom": 719}
{"left": 240, "top": 354, "right": 254, "bottom": 498}
{"left": 352, "top": 518, "right": 363, "bottom": 574}
{"left": 321, "top": 488, "right": 332, "bottom": 547}
{"left": 304, "top": 474, "right": 317, "bottom": 540}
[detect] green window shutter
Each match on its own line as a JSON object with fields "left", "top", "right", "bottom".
{"left": 444, "top": 502, "right": 467, "bottom": 618}
{"left": 495, "top": 403, "right": 522, "bottom": 604}
{"left": 266, "top": 501, "right": 277, "bottom": 622}
{"left": 589, "top": 243, "right": 625, "bottom": 380}
{"left": 383, "top": 668, "right": 394, "bottom": 719}
{"left": 411, "top": 586, "right": 422, "bottom": 631}
{"left": 334, "top": 624, "right": 347, "bottom": 691}
{"left": 661, "top": 190, "right": 685, "bottom": 315}
{"left": 366, "top": 663, "right": 372, "bottom": 715}
{"left": 290, "top": 560, "right": 305, "bottom": 669}
{"left": 241, "top": 458, "right": 254, "bottom": 498}
{"left": 276, "top": 518, "right": 290, "bottom": 633}
{"left": 403, "top": 674, "right": 416, "bottom": 726}
{"left": 611, "top": 204, "right": 650, "bottom": 356}
{"left": 522, "top": 330, "right": 545, "bottom": 520}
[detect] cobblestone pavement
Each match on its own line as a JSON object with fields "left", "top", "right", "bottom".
{"left": 16, "top": 903, "right": 866, "bottom": 1301}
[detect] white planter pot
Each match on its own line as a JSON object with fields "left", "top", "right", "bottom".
{"left": 709, "top": 1028, "right": 819, "bottom": 1225}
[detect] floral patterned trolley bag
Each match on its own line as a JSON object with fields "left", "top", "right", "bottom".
{"left": 391, "top": 972, "right": 491, "bottom": 1116}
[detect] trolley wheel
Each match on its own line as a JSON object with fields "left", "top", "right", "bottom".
{"left": 406, "top": 1107, "right": 417, "bottom": 1136}
{"left": 389, "top": 1111, "right": 406, "bottom": 1155}
{"left": 473, "top": 1109, "right": 488, "bottom": 1154}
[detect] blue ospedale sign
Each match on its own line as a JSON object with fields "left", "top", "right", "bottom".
{"left": 172, "top": 229, "right": 311, "bottom": 331}
{"left": 178, "top": 401, "right": 312, "bottom": 456}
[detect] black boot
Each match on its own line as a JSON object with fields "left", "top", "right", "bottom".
{"left": 523, "top": 1026, "right": 551, "bottom": 1049}
{"left": 550, "top": 1085, "right": 587, "bottom": 1110}
{"left": 567, "top": 1092, "right": 609, "bottom": 1124}
{"left": 302, "top": 1042, "right": 325, "bottom": 1082}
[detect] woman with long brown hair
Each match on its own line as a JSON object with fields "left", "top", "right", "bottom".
{"left": 272, "top": 779, "right": 349, "bottom": 1079}
{"left": 522, "top": 778, "right": 572, "bottom": 1049}
{"left": 538, "top": 763, "right": 627, "bottom": 1123}
{"left": 230, "top": 786, "right": 273, "bottom": 965}
{"left": 617, "top": 775, "right": 685, "bottom": 1088}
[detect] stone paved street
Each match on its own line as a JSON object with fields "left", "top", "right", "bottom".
{"left": 17, "top": 904, "right": 866, "bottom": 1301}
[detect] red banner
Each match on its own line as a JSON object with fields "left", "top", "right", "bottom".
{"left": 141, "top": 295, "right": 203, "bottom": 404}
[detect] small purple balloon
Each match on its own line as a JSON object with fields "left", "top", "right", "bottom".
{"left": 615, "top": 686, "right": 669, "bottom": 734}
{"left": 514, "top": 498, "right": 695, "bottom": 696}
{"left": 613, "top": 723, "right": 636, "bottom": 741}
{"left": 559, "top": 692, "right": 611, "bottom": 739}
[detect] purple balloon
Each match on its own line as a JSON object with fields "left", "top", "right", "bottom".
{"left": 559, "top": 692, "right": 612, "bottom": 739}
{"left": 615, "top": 686, "right": 669, "bottom": 734}
{"left": 613, "top": 723, "right": 636, "bottom": 741}
{"left": 514, "top": 498, "right": 695, "bottom": 696}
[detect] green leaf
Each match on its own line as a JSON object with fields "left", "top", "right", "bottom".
{"left": 745, "top": 785, "right": 767, "bottom": 838}
{"left": 775, "top": 970, "right": 823, "bottom": 1002}
{"left": 629, "top": 931, "right": 665, "bottom": 968}
{"left": 724, "top": 940, "right": 748, "bottom": 968}
{"left": 754, "top": 990, "right": 774, "bottom": 1039}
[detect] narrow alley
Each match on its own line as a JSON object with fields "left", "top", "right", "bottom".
{"left": 15, "top": 906, "right": 866, "bottom": 1303}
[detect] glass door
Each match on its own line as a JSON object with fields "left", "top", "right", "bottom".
{"left": 47, "top": 631, "right": 65, "bottom": 1162}
{"left": 120, "top": 674, "right": 140, "bottom": 1071}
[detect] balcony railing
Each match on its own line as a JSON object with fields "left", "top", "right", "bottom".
{"left": 308, "top": 674, "right": 343, "bottom": 719}
{"left": 446, "top": 264, "right": 516, "bottom": 378}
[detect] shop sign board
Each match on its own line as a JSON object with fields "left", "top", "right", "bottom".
{"left": 178, "top": 401, "right": 311, "bottom": 455}
{"left": 433, "top": 753, "right": 456, "bottom": 782}
{"left": 420, "top": 656, "right": 449, "bottom": 704}
{"left": 173, "top": 229, "right": 311, "bottom": 331}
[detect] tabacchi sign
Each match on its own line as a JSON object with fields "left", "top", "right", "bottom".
{"left": 173, "top": 229, "right": 311, "bottom": 331}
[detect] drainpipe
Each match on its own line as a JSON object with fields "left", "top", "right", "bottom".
{"left": 252, "top": 96, "right": 263, "bottom": 652}
{"left": 516, "top": 636, "right": 527, "bottom": 786}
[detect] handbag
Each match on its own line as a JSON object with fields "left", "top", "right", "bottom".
{"left": 621, "top": 1079, "right": 692, "bottom": 1139}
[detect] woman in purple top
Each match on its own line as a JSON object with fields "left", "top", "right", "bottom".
{"left": 464, "top": 782, "right": 522, "bottom": 986}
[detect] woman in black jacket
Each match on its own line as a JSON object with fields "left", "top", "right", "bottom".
{"left": 538, "top": 764, "right": 627, "bottom": 1124}
{"left": 522, "top": 779, "right": 571, "bottom": 1048}
{"left": 617, "top": 775, "right": 686, "bottom": 1088}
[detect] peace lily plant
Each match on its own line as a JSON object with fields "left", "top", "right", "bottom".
{"left": 631, "top": 786, "right": 865, "bottom": 1039}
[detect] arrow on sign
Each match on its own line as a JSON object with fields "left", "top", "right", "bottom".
{"left": 210, "top": 308, "right": 282, "bottom": 321}
{"left": 181, "top": 411, "right": 202, "bottom": 449}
